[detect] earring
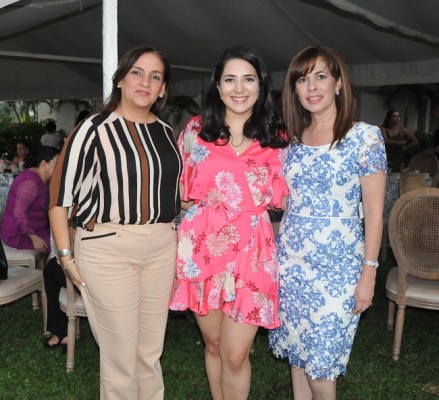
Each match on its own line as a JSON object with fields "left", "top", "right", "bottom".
{"left": 117, "top": 84, "right": 121, "bottom": 88}
{"left": 335, "top": 89, "right": 340, "bottom": 96}
{"left": 217, "top": 85, "right": 222, "bottom": 100}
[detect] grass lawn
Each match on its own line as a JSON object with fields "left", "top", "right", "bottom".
{"left": 0, "top": 249, "right": 438, "bottom": 399}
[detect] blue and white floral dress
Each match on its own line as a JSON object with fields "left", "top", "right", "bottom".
{"left": 269, "top": 122, "right": 386, "bottom": 380}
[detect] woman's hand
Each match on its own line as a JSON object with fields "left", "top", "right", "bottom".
{"left": 49, "top": 206, "right": 86, "bottom": 287}
{"left": 281, "top": 196, "right": 288, "bottom": 210}
{"left": 60, "top": 258, "right": 86, "bottom": 288}
{"left": 29, "top": 234, "right": 48, "bottom": 253}
{"left": 353, "top": 267, "right": 376, "bottom": 314}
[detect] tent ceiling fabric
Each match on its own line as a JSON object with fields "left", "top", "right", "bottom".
{"left": 0, "top": 0, "right": 438, "bottom": 100}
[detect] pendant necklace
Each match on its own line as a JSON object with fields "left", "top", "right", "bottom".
{"left": 230, "top": 135, "right": 245, "bottom": 147}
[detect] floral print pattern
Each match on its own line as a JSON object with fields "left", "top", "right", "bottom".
{"left": 269, "top": 122, "right": 387, "bottom": 379}
{"left": 169, "top": 116, "right": 288, "bottom": 328}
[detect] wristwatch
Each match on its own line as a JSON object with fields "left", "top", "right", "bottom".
{"left": 363, "top": 260, "right": 379, "bottom": 268}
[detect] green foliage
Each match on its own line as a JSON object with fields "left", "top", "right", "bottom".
{"left": 0, "top": 114, "right": 13, "bottom": 132}
{"left": 161, "top": 95, "right": 200, "bottom": 129}
{"left": 0, "top": 120, "right": 45, "bottom": 160}
{"left": 0, "top": 250, "right": 438, "bottom": 399}
{"left": 4, "top": 101, "right": 39, "bottom": 123}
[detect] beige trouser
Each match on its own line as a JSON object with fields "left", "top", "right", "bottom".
{"left": 75, "top": 222, "right": 177, "bottom": 400}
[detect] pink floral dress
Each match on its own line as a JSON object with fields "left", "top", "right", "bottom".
{"left": 169, "top": 116, "right": 287, "bottom": 328}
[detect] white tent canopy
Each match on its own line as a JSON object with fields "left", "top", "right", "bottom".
{"left": 0, "top": 0, "right": 438, "bottom": 101}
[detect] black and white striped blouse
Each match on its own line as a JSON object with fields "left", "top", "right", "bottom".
{"left": 49, "top": 111, "right": 182, "bottom": 230}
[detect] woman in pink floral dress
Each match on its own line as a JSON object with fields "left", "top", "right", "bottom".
{"left": 169, "top": 46, "right": 288, "bottom": 399}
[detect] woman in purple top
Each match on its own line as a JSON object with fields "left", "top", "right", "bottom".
{"left": 1, "top": 145, "right": 59, "bottom": 255}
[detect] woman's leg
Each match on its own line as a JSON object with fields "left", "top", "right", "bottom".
{"left": 195, "top": 310, "right": 224, "bottom": 400}
{"left": 308, "top": 377, "right": 336, "bottom": 400}
{"left": 137, "top": 224, "right": 177, "bottom": 400}
{"left": 76, "top": 225, "right": 141, "bottom": 400}
{"left": 291, "top": 367, "right": 312, "bottom": 400}
{"left": 291, "top": 366, "right": 336, "bottom": 400}
{"left": 220, "top": 316, "right": 259, "bottom": 400}
{"left": 43, "top": 256, "right": 67, "bottom": 344}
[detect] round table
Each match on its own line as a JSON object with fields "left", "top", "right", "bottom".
{"left": 0, "top": 174, "right": 13, "bottom": 216}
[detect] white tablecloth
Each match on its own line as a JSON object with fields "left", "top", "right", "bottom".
{"left": 384, "top": 173, "right": 401, "bottom": 221}
{"left": 0, "top": 174, "right": 13, "bottom": 216}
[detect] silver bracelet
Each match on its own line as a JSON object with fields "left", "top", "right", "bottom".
{"left": 363, "top": 260, "right": 379, "bottom": 269}
{"left": 57, "top": 248, "right": 72, "bottom": 257}
{"left": 62, "top": 258, "right": 75, "bottom": 271}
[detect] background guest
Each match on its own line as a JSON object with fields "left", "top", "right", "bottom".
{"left": 269, "top": 46, "right": 387, "bottom": 400}
{"left": 40, "top": 121, "right": 62, "bottom": 150}
{"left": 380, "top": 109, "right": 418, "bottom": 171}
{"left": 1, "top": 145, "right": 59, "bottom": 256}
{"left": 49, "top": 46, "right": 182, "bottom": 400}
{"left": 43, "top": 253, "right": 68, "bottom": 350}
{"left": 10, "top": 139, "right": 30, "bottom": 173}
{"left": 74, "top": 110, "right": 92, "bottom": 127}
{"left": 59, "top": 110, "right": 93, "bottom": 149}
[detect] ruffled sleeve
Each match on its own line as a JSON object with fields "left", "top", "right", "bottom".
{"left": 178, "top": 115, "right": 202, "bottom": 202}
{"left": 270, "top": 147, "right": 288, "bottom": 209}
{"left": 359, "top": 123, "right": 387, "bottom": 177}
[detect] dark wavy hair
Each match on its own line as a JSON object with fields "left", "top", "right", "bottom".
{"left": 45, "top": 121, "right": 57, "bottom": 133}
{"left": 16, "top": 139, "right": 30, "bottom": 150}
{"left": 102, "top": 46, "right": 170, "bottom": 115}
{"left": 24, "top": 145, "right": 59, "bottom": 169}
{"left": 382, "top": 109, "right": 399, "bottom": 129}
{"left": 75, "top": 110, "right": 92, "bottom": 127}
{"left": 282, "top": 46, "right": 355, "bottom": 147}
{"left": 200, "top": 45, "right": 287, "bottom": 149}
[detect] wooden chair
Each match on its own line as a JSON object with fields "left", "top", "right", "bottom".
{"left": 57, "top": 225, "right": 88, "bottom": 372}
{"left": 0, "top": 266, "right": 44, "bottom": 312}
{"left": 1, "top": 240, "right": 47, "bottom": 324}
{"left": 59, "top": 275, "right": 87, "bottom": 372}
{"left": 408, "top": 152, "right": 439, "bottom": 177}
{"left": 385, "top": 188, "right": 439, "bottom": 360}
{"left": 398, "top": 171, "right": 427, "bottom": 195}
{"left": 431, "top": 170, "right": 439, "bottom": 188}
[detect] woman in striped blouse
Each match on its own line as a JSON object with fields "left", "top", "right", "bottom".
{"left": 49, "top": 47, "right": 182, "bottom": 400}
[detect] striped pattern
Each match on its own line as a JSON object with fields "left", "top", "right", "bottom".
{"left": 49, "top": 112, "right": 182, "bottom": 230}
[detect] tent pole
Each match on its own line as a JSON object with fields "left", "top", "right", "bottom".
{"left": 102, "top": 0, "right": 118, "bottom": 103}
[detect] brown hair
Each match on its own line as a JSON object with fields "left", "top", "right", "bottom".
{"left": 102, "top": 46, "right": 170, "bottom": 115}
{"left": 282, "top": 46, "right": 355, "bottom": 147}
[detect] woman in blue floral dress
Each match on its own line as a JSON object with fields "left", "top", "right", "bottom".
{"left": 269, "top": 46, "right": 387, "bottom": 399}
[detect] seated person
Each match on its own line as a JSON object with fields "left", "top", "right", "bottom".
{"left": 10, "top": 139, "right": 30, "bottom": 173}
{"left": 44, "top": 255, "right": 68, "bottom": 350}
{"left": 0, "top": 146, "right": 59, "bottom": 256}
{"left": 44, "top": 226, "right": 77, "bottom": 350}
